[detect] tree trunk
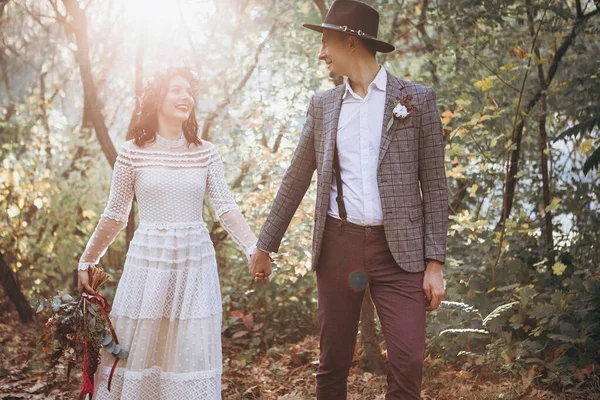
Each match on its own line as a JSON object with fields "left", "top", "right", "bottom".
{"left": 124, "top": 30, "right": 145, "bottom": 249}
{"left": 527, "top": 0, "right": 555, "bottom": 265}
{"left": 0, "top": 254, "right": 33, "bottom": 323}
{"left": 62, "top": 0, "right": 117, "bottom": 167}
{"left": 359, "top": 286, "right": 385, "bottom": 374}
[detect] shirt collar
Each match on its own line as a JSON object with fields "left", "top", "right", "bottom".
{"left": 343, "top": 66, "right": 387, "bottom": 100}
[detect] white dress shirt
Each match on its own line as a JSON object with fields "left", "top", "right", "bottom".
{"left": 328, "top": 66, "right": 387, "bottom": 226}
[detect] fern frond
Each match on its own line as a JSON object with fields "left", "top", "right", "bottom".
{"left": 554, "top": 115, "right": 600, "bottom": 142}
{"left": 440, "top": 301, "right": 479, "bottom": 313}
{"left": 482, "top": 301, "right": 519, "bottom": 327}
{"left": 439, "top": 328, "right": 489, "bottom": 336}
{"left": 583, "top": 145, "right": 600, "bottom": 175}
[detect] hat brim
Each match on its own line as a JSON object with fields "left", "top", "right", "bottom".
{"left": 302, "top": 23, "right": 395, "bottom": 53}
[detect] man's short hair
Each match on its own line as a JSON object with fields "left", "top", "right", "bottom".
{"left": 360, "top": 38, "right": 378, "bottom": 57}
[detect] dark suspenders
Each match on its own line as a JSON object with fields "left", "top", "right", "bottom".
{"left": 333, "top": 143, "right": 348, "bottom": 222}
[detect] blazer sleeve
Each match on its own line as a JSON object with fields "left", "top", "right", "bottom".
{"left": 256, "top": 96, "right": 318, "bottom": 253}
{"left": 418, "top": 87, "right": 448, "bottom": 264}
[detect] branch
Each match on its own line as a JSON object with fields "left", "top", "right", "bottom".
{"left": 312, "top": 0, "right": 328, "bottom": 21}
{"left": 458, "top": 42, "right": 520, "bottom": 93}
{"left": 201, "top": 21, "right": 279, "bottom": 140}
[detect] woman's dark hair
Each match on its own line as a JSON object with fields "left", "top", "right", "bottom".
{"left": 129, "top": 66, "right": 201, "bottom": 148}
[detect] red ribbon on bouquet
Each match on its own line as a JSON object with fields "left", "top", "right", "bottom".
{"left": 79, "top": 292, "right": 121, "bottom": 400}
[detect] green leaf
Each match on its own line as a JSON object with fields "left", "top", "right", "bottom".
{"left": 583, "top": 145, "right": 600, "bottom": 175}
{"left": 116, "top": 349, "right": 129, "bottom": 359}
{"left": 61, "top": 294, "right": 74, "bottom": 303}
{"left": 101, "top": 333, "right": 113, "bottom": 347}
{"left": 104, "top": 342, "right": 115, "bottom": 353}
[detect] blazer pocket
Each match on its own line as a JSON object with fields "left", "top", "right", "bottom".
{"left": 409, "top": 206, "right": 423, "bottom": 222}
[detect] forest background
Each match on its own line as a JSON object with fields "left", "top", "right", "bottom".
{"left": 0, "top": 0, "right": 599, "bottom": 398}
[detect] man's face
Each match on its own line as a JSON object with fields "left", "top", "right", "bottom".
{"left": 318, "top": 30, "right": 350, "bottom": 78}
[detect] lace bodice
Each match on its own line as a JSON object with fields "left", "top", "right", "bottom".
{"left": 78, "top": 140, "right": 257, "bottom": 270}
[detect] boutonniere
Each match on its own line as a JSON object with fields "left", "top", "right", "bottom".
{"left": 387, "top": 93, "right": 418, "bottom": 130}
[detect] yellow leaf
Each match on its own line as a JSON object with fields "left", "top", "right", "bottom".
{"left": 545, "top": 197, "right": 561, "bottom": 213}
{"left": 514, "top": 46, "right": 531, "bottom": 59}
{"left": 474, "top": 77, "right": 495, "bottom": 92}
{"left": 499, "top": 62, "right": 518, "bottom": 71}
{"left": 441, "top": 110, "right": 461, "bottom": 124}
{"left": 580, "top": 138, "right": 593, "bottom": 154}
{"left": 552, "top": 262, "right": 567, "bottom": 276}
{"left": 450, "top": 128, "right": 467, "bottom": 137}
{"left": 82, "top": 209, "right": 97, "bottom": 219}
{"left": 469, "top": 184, "right": 479, "bottom": 197}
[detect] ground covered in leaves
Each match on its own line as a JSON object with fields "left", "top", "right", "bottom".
{"left": 0, "top": 314, "right": 596, "bottom": 400}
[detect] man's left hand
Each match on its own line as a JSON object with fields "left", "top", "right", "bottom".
{"left": 423, "top": 260, "right": 445, "bottom": 311}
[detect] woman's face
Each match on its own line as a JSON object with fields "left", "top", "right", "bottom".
{"left": 159, "top": 75, "right": 195, "bottom": 123}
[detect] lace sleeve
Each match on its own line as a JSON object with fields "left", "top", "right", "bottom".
{"left": 78, "top": 145, "right": 135, "bottom": 270}
{"left": 206, "top": 146, "right": 257, "bottom": 259}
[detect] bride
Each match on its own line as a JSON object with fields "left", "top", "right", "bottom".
{"left": 77, "top": 66, "right": 261, "bottom": 399}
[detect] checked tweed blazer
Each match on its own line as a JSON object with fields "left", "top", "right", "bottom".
{"left": 257, "top": 73, "right": 448, "bottom": 272}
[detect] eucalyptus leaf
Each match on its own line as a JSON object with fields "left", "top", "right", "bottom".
{"left": 61, "top": 294, "right": 74, "bottom": 303}
{"left": 116, "top": 349, "right": 129, "bottom": 359}
{"left": 104, "top": 342, "right": 115, "bottom": 353}
{"left": 101, "top": 333, "right": 113, "bottom": 347}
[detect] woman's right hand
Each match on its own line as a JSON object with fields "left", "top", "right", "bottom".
{"left": 78, "top": 269, "right": 96, "bottom": 294}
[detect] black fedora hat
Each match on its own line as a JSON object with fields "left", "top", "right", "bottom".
{"left": 303, "top": 0, "right": 395, "bottom": 53}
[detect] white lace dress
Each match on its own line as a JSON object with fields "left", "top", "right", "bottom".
{"left": 78, "top": 138, "right": 257, "bottom": 400}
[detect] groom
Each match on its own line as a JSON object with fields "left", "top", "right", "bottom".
{"left": 249, "top": 1, "right": 448, "bottom": 398}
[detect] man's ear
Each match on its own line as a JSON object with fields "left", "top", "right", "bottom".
{"left": 348, "top": 35, "right": 359, "bottom": 52}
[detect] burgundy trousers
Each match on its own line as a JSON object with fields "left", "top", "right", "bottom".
{"left": 315, "top": 216, "right": 426, "bottom": 400}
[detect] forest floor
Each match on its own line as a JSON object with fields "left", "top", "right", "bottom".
{"left": 0, "top": 313, "right": 597, "bottom": 400}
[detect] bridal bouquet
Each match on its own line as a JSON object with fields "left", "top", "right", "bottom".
{"left": 31, "top": 267, "right": 128, "bottom": 400}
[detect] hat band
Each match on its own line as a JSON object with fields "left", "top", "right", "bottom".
{"left": 321, "top": 23, "right": 379, "bottom": 42}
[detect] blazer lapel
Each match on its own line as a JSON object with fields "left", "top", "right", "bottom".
{"left": 378, "top": 75, "right": 406, "bottom": 169}
{"left": 322, "top": 84, "right": 345, "bottom": 185}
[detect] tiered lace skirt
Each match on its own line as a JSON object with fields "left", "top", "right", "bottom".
{"left": 93, "top": 222, "right": 223, "bottom": 400}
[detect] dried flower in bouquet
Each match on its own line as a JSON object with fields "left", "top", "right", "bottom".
{"left": 31, "top": 266, "right": 127, "bottom": 400}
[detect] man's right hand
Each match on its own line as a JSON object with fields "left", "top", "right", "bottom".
{"left": 249, "top": 249, "right": 272, "bottom": 282}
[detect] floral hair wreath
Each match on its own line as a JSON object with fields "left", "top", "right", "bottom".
{"left": 136, "top": 65, "right": 200, "bottom": 114}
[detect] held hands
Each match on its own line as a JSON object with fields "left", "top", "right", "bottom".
{"left": 423, "top": 260, "right": 445, "bottom": 311}
{"left": 248, "top": 248, "right": 272, "bottom": 282}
